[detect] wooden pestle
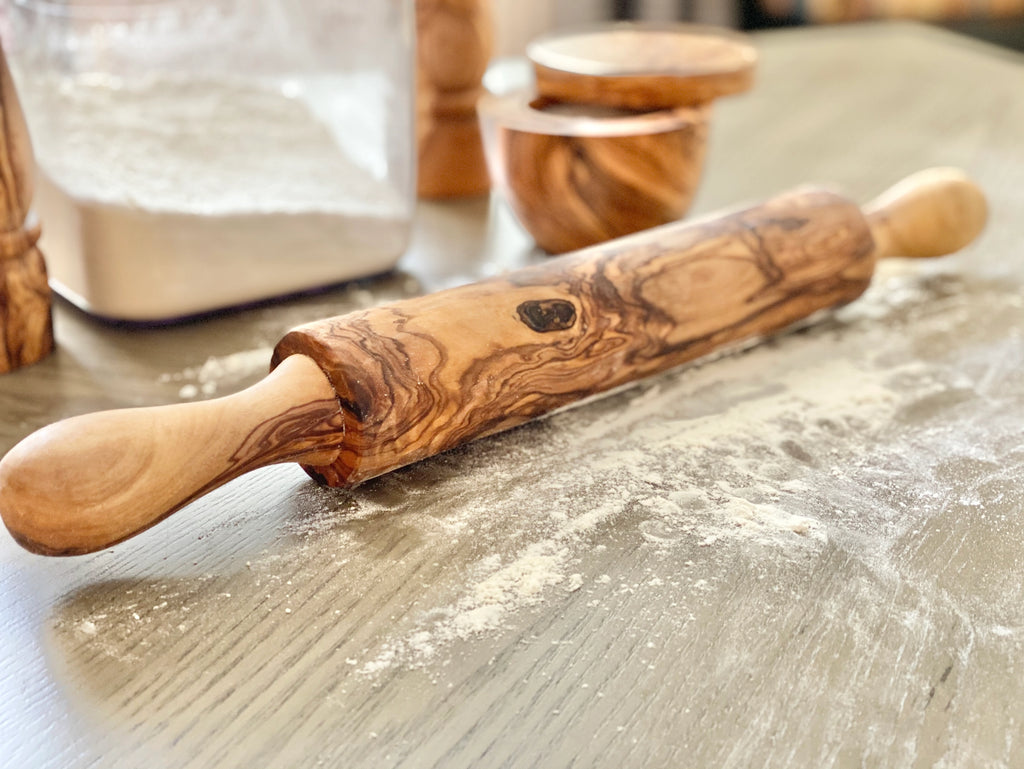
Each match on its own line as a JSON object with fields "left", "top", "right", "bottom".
{"left": 0, "top": 43, "right": 54, "bottom": 373}
{"left": 0, "top": 168, "right": 987, "bottom": 555}
{"left": 416, "top": 0, "right": 494, "bottom": 198}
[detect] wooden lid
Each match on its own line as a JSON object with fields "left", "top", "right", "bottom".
{"left": 478, "top": 90, "right": 709, "bottom": 139}
{"left": 527, "top": 23, "right": 757, "bottom": 110}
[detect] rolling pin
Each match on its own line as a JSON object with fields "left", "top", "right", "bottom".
{"left": 0, "top": 168, "right": 987, "bottom": 555}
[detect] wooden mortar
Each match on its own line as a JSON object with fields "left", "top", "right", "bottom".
{"left": 0, "top": 43, "right": 53, "bottom": 374}
{"left": 478, "top": 23, "right": 756, "bottom": 254}
{"left": 478, "top": 93, "right": 710, "bottom": 254}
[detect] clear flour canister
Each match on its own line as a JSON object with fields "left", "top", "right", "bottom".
{"left": 3, "top": 0, "right": 415, "bottom": 321}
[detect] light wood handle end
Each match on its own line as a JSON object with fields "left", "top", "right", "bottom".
{"left": 0, "top": 355, "right": 344, "bottom": 555}
{"left": 865, "top": 167, "right": 987, "bottom": 259}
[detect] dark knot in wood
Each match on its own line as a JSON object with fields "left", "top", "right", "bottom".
{"left": 516, "top": 299, "right": 577, "bottom": 333}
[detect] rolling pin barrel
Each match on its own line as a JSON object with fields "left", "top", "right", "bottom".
{"left": 272, "top": 187, "right": 878, "bottom": 486}
{"left": 0, "top": 168, "right": 987, "bottom": 555}
{"left": 275, "top": 167, "right": 988, "bottom": 489}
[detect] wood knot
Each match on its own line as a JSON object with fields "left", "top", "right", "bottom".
{"left": 516, "top": 299, "right": 577, "bottom": 333}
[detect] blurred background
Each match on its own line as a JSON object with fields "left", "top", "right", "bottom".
{"left": 493, "top": 0, "right": 1024, "bottom": 54}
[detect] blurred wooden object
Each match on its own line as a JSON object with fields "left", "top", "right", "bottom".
{"left": 528, "top": 24, "right": 757, "bottom": 110}
{"left": 416, "top": 0, "right": 494, "bottom": 199}
{"left": 479, "top": 24, "right": 756, "bottom": 253}
{"left": 479, "top": 94, "right": 710, "bottom": 253}
{"left": 0, "top": 44, "right": 53, "bottom": 374}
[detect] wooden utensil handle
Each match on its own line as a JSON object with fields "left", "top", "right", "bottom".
{"left": 0, "top": 169, "right": 986, "bottom": 555}
{"left": 0, "top": 355, "right": 345, "bottom": 555}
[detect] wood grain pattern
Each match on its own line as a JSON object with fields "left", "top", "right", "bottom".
{"left": 0, "top": 354, "right": 344, "bottom": 555}
{"left": 528, "top": 24, "right": 757, "bottom": 110}
{"left": 272, "top": 188, "right": 876, "bottom": 487}
{"left": 0, "top": 230, "right": 53, "bottom": 374}
{"left": 479, "top": 93, "right": 710, "bottom": 253}
{"left": 479, "top": 24, "right": 755, "bottom": 253}
{"left": 0, "top": 26, "right": 1018, "bottom": 769}
{"left": 416, "top": 0, "right": 493, "bottom": 198}
{"left": 0, "top": 45, "right": 33, "bottom": 231}
{"left": 0, "top": 167, "right": 985, "bottom": 554}
{"left": 0, "top": 43, "right": 53, "bottom": 373}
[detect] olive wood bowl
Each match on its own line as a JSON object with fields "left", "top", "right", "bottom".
{"left": 479, "top": 92, "right": 709, "bottom": 254}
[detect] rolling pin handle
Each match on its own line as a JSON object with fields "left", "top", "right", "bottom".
{"left": 864, "top": 167, "right": 988, "bottom": 260}
{"left": 0, "top": 354, "right": 344, "bottom": 555}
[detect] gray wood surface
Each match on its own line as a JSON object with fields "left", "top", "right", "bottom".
{"left": 3, "top": 22, "right": 1024, "bottom": 768}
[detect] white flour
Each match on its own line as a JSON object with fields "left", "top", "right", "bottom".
{"left": 350, "top": 347, "right": 889, "bottom": 674}
{"left": 158, "top": 347, "right": 274, "bottom": 399}
{"left": 23, "top": 73, "right": 411, "bottom": 320}
{"left": 32, "top": 74, "right": 403, "bottom": 214}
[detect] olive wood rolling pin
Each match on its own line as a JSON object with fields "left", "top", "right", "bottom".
{"left": 0, "top": 168, "right": 986, "bottom": 555}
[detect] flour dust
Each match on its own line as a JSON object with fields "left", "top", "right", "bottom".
{"left": 314, "top": 265, "right": 1009, "bottom": 676}
{"left": 53, "top": 264, "right": 1023, "bottom": 682}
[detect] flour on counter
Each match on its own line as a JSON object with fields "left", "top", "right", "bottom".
{"left": 53, "top": 270, "right": 1022, "bottom": 684}
{"left": 159, "top": 347, "right": 273, "bottom": 399}
{"left": 340, "top": 271, "right": 986, "bottom": 675}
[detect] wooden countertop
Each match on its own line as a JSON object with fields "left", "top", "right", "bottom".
{"left": 2, "top": 22, "right": 1023, "bottom": 767}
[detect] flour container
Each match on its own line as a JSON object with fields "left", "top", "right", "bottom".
{"left": 3, "top": 0, "right": 415, "bottom": 322}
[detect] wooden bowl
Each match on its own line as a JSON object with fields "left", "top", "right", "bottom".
{"left": 528, "top": 23, "right": 756, "bottom": 110}
{"left": 479, "top": 91, "right": 709, "bottom": 254}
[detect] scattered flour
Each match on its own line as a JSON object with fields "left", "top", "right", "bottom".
{"left": 55, "top": 269, "right": 1020, "bottom": 685}
{"left": 158, "top": 347, "right": 274, "bottom": 399}
{"left": 342, "top": 270, "right": 983, "bottom": 675}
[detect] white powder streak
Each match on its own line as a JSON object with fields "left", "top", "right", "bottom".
{"left": 353, "top": 269, "right": 981, "bottom": 675}
{"left": 158, "top": 347, "right": 274, "bottom": 399}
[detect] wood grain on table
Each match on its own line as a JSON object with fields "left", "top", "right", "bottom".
{"left": 2, "top": 22, "right": 1024, "bottom": 768}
